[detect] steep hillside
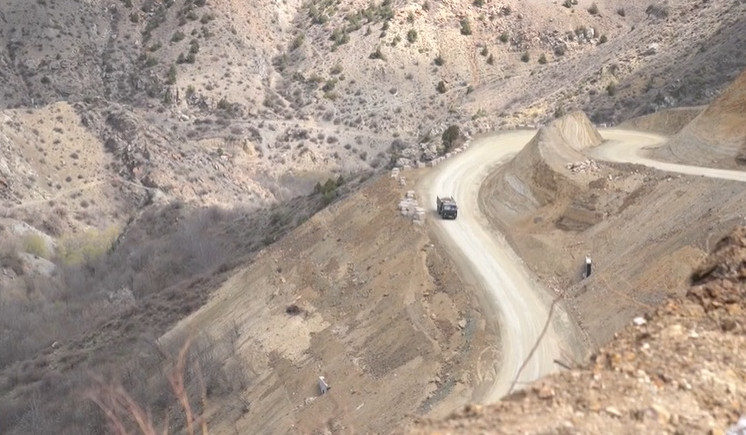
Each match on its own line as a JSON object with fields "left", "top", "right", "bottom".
{"left": 0, "top": 177, "right": 365, "bottom": 434}
{"left": 153, "top": 174, "right": 503, "bottom": 434}
{"left": 408, "top": 225, "right": 746, "bottom": 434}
{"left": 0, "top": 171, "right": 504, "bottom": 434}
{"left": 1, "top": 0, "right": 743, "bottom": 230}
{"left": 653, "top": 69, "right": 746, "bottom": 168}
{"left": 0, "top": 0, "right": 745, "bottom": 432}
{"left": 485, "top": 111, "right": 602, "bottom": 219}
{"left": 480, "top": 111, "right": 746, "bottom": 347}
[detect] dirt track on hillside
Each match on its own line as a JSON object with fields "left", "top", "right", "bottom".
{"left": 418, "top": 130, "right": 586, "bottom": 402}
{"left": 595, "top": 128, "right": 746, "bottom": 182}
{"left": 418, "top": 125, "right": 746, "bottom": 404}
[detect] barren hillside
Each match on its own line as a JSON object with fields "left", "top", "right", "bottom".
{"left": 408, "top": 225, "right": 746, "bottom": 434}
{"left": 151, "top": 174, "right": 503, "bottom": 434}
{"left": 1, "top": 0, "right": 743, "bottom": 229}
{"left": 480, "top": 110, "right": 746, "bottom": 348}
{"left": 653, "top": 69, "right": 746, "bottom": 168}
{"left": 0, "top": 0, "right": 745, "bottom": 433}
{"left": 405, "top": 73, "right": 746, "bottom": 433}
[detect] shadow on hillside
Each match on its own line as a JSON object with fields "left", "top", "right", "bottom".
{"left": 0, "top": 173, "right": 364, "bottom": 434}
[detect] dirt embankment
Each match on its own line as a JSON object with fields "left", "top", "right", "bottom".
{"left": 407, "top": 225, "right": 746, "bottom": 435}
{"left": 478, "top": 111, "right": 746, "bottom": 349}
{"left": 160, "top": 174, "right": 502, "bottom": 434}
{"left": 484, "top": 112, "right": 603, "bottom": 221}
{"left": 652, "top": 69, "right": 746, "bottom": 168}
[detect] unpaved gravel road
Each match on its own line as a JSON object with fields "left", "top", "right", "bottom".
{"left": 418, "top": 130, "right": 567, "bottom": 402}
{"left": 418, "top": 127, "right": 746, "bottom": 404}
{"left": 594, "top": 128, "right": 746, "bottom": 182}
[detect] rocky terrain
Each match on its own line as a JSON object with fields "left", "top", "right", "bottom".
{"left": 1, "top": 0, "right": 744, "bottom": 235}
{"left": 0, "top": 0, "right": 745, "bottom": 433}
{"left": 476, "top": 68, "right": 746, "bottom": 348}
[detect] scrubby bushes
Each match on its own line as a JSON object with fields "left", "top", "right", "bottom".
{"left": 314, "top": 176, "right": 345, "bottom": 204}
{"left": 0, "top": 193, "right": 338, "bottom": 434}
{"left": 441, "top": 125, "right": 462, "bottom": 154}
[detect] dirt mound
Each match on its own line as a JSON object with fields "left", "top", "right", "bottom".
{"left": 486, "top": 111, "right": 603, "bottom": 219}
{"left": 654, "top": 69, "right": 746, "bottom": 168}
{"left": 406, "top": 226, "right": 746, "bottom": 435}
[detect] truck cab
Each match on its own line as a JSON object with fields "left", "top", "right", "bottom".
{"left": 436, "top": 196, "right": 458, "bottom": 219}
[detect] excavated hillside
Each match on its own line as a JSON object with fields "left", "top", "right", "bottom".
{"left": 150, "top": 174, "right": 506, "bottom": 435}
{"left": 408, "top": 224, "right": 746, "bottom": 434}
{"left": 407, "top": 72, "right": 746, "bottom": 434}
{"left": 652, "top": 69, "right": 746, "bottom": 169}
{"left": 485, "top": 111, "right": 603, "bottom": 219}
{"left": 620, "top": 106, "right": 703, "bottom": 136}
{"left": 479, "top": 110, "right": 746, "bottom": 348}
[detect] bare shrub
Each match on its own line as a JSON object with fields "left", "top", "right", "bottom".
{"left": 87, "top": 339, "right": 208, "bottom": 435}
{"left": 646, "top": 3, "right": 669, "bottom": 19}
{"left": 286, "top": 304, "right": 302, "bottom": 315}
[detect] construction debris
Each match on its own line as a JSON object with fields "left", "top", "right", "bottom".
{"left": 566, "top": 159, "right": 599, "bottom": 174}
{"left": 398, "top": 191, "right": 426, "bottom": 225}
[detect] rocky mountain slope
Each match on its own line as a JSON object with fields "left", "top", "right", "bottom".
{"left": 1, "top": 0, "right": 744, "bottom": 217}
{"left": 1, "top": 0, "right": 743, "bottom": 240}
{"left": 0, "top": 0, "right": 745, "bottom": 433}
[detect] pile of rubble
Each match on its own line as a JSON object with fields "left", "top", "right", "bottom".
{"left": 398, "top": 190, "right": 426, "bottom": 225}
{"left": 390, "top": 167, "right": 408, "bottom": 186}
{"left": 566, "top": 159, "right": 599, "bottom": 174}
{"left": 390, "top": 168, "right": 425, "bottom": 224}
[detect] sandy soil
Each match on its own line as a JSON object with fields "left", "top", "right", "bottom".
{"left": 651, "top": 70, "right": 746, "bottom": 169}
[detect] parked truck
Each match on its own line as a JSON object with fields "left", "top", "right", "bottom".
{"left": 436, "top": 196, "right": 458, "bottom": 219}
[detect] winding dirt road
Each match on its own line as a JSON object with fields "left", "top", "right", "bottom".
{"left": 595, "top": 129, "right": 746, "bottom": 182}
{"left": 418, "top": 130, "right": 565, "bottom": 402}
{"left": 418, "top": 127, "right": 746, "bottom": 404}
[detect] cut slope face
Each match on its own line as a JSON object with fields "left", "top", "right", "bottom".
{"left": 619, "top": 106, "right": 704, "bottom": 136}
{"left": 655, "top": 69, "right": 746, "bottom": 168}
{"left": 487, "top": 111, "right": 603, "bottom": 218}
